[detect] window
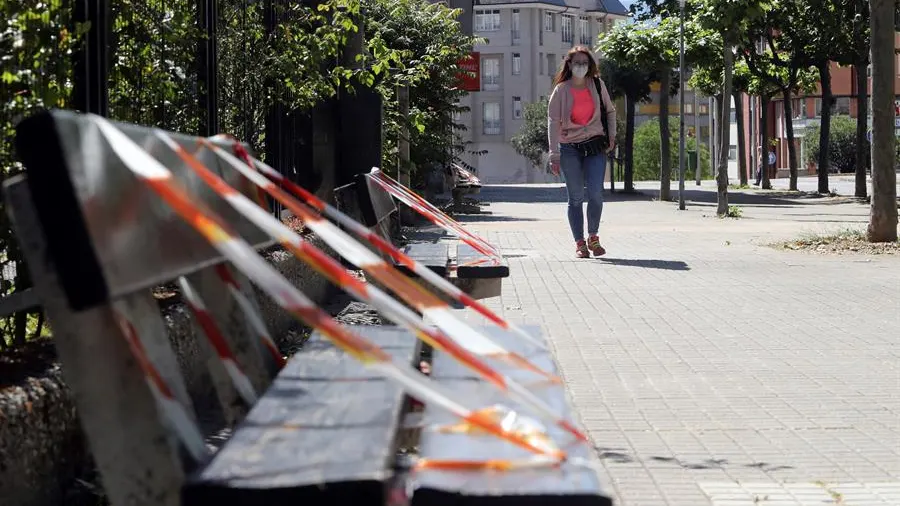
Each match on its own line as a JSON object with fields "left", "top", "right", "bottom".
{"left": 474, "top": 9, "right": 500, "bottom": 32}
{"left": 792, "top": 98, "right": 803, "bottom": 119}
{"left": 579, "top": 17, "right": 591, "bottom": 44}
{"left": 561, "top": 16, "right": 573, "bottom": 43}
{"left": 835, "top": 97, "right": 850, "bottom": 115}
{"left": 544, "top": 12, "right": 555, "bottom": 32}
{"left": 728, "top": 146, "right": 737, "bottom": 160}
{"left": 481, "top": 56, "right": 500, "bottom": 90}
{"left": 547, "top": 53, "right": 557, "bottom": 75}
{"left": 513, "top": 97, "right": 523, "bottom": 119}
{"left": 699, "top": 104, "right": 709, "bottom": 114}
{"left": 483, "top": 102, "right": 501, "bottom": 135}
{"left": 511, "top": 53, "right": 521, "bottom": 75}
{"left": 511, "top": 10, "right": 521, "bottom": 44}
{"left": 684, "top": 103, "right": 693, "bottom": 114}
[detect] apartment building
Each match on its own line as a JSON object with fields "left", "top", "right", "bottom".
{"left": 457, "top": 0, "right": 631, "bottom": 183}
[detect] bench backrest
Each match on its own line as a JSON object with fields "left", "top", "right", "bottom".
{"left": 7, "top": 110, "right": 281, "bottom": 506}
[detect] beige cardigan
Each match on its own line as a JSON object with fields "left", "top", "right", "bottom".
{"left": 547, "top": 77, "right": 617, "bottom": 163}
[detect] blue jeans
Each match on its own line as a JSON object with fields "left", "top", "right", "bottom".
{"left": 560, "top": 144, "right": 607, "bottom": 242}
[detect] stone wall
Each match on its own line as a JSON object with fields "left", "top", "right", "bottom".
{"left": 0, "top": 241, "right": 336, "bottom": 506}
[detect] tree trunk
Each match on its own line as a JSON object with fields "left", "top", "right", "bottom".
{"left": 817, "top": 62, "right": 833, "bottom": 193}
{"left": 867, "top": 0, "right": 898, "bottom": 241}
{"left": 783, "top": 88, "right": 799, "bottom": 191}
{"left": 659, "top": 70, "right": 672, "bottom": 200}
{"left": 710, "top": 96, "right": 719, "bottom": 172}
{"left": 734, "top": 90, "right": 748, "bottom": 186}
{"left": 854, "top": 60, "right": 869, "bottom": 198}
{"left": 716, "top": 46, "right": 733, "bottom": 216}
{"left": 624, "top": 96, "right": 636, "bottom": 192}
{"left": 761, "top": 94, "right": 772, "bottom": 190}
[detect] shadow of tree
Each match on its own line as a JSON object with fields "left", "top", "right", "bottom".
{"left": 595, "top": 446, "right": 795, "bottom": 472}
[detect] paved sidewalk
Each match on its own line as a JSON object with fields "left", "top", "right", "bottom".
{"left": 454, "top": 183, "right": 900, "bottom": 506}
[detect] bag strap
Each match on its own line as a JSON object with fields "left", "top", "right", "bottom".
{"left": 593, "top": 76, "right": 608, "bottom": 117}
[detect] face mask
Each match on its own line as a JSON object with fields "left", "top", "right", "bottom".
{"left": 571, "top": 64, "right": 589, "bottom": 78}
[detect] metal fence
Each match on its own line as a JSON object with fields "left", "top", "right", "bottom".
{"left": 0, "top": 0, "right": 330, "bottom": 347}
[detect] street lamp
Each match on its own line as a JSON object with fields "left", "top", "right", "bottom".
{"left": 677, "top": 0, "right": 686, "bottom": 210}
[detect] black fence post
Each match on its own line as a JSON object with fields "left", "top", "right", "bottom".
{"left": 72, "top": 0, "right": 110, "bottom": 116}
{"left": 198, "top": 0, "right": 219, "bottom": 136}
{"left": 335, "top": 8, "right": 382, "bottom": 188}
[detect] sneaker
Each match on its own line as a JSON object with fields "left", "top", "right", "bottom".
{"left": 575, "top": 240, "right": 590, "bottom": 258}
{"left": 587, "top": 235, "right": 606, "bottom": 257}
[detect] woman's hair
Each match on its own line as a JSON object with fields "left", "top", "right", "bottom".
{"left": 552, "top": 45, "right": 599, "bottom": 86}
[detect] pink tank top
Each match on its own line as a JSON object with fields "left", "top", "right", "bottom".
{"left": 570, "top": 87, "right": 595, "bottom": 126}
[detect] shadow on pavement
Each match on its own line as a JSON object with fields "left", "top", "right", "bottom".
{"left": 479, "top": 184, "right": 864, "bottom": 209}
{"left": 671, "top": 188, "right": 861, "bottom": 208}
{"left": 597, "top": 257, "right": 690, "bottom": 271}
{"left": 595, "top": 447, "right": 795, "bottom": 472}
{"left": 452, "top": 214, "right": 539, "bottom": 223}
{"left": 479, "top": 185, "right": 654, "bottom": 204}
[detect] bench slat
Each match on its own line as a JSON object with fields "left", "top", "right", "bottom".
{"left": 456, "top": 244, "right": 509, "bottom": 279}
{"left": 397, "top": 243, "right": 450, "bottom": 278}
{"left": 412, "top": 325, "right": 612, "bottom": 506}
{"left": 183, "top": 327, "right": 419, "bottom": 505}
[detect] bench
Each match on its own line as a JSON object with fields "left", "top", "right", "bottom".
{"left": 8, "top": 110, "right": 610, "bottom": 506}
{"left": 347, "top": 170, "right": 510, "bottom": 301}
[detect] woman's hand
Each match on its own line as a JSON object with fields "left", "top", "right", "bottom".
{"left": 606, "top": 141, "right": 616, "bottom": 154}
{"left": 550, "top": 160, "right": 561, "bottom": 176}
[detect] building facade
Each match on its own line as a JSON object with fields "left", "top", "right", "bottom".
{"left": 457, "top": 0, "right": 630, "bottom": 183}
{"left": 739, "top": 33, "right": 900, "bottom": 181}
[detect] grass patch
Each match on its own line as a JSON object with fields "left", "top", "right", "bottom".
{"left": 719, "top": 205, "right": 743, "bottom": 219}
{"left": 773, "top": 227, "right": 900, "bottom": 255}
{"left": 729, "top": 183, "right": 752, "bottom": 190}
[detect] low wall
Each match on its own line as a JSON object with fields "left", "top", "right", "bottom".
{"left": 0, "top": 239, "right": 336, "bottom": 506}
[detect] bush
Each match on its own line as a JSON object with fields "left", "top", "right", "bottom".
{"left": 633, "top": 118, "right": 711, "bottom": 182}
{"left": 803, "top": 115, "right": 868, "bottom": 174}
{"left": 510, "top": 98, "right": 549, "bottom": 168}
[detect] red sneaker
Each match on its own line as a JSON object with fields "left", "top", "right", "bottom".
{"left": 576, "top": 240, "right": 590, "bottom": 258}
{"left": 587, "top": 235, "right": 606, "bottom": 257}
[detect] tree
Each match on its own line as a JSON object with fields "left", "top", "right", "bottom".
{"left": 739, "top": 0, "right": 819, "bottom": 191}
{"left": 628, "top": 1, "right": 682, "bottom": 201}
{"left": 597, "top": 23, "right": 677, "bottom": 192}
{"left": 775, "top": 0, "right": 853, "bottom": 194}
{"left": 831, "top": 0, "right": 872, "bottom": 198}
{"left": 510, "top": 98, "right": 549, "bottom": 168}
{"left": 1, "top": 2, "right": 86, "bottom": 347}
{"left": 866, "top": 0, "right": 898, "bottom": 242}
{"left": 363, "top": 0, "right": 476, "bottom": 180}
{"left": 696, "top": 0, "right": 770, "bottom": 215}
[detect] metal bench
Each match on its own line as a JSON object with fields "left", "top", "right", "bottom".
{"left": 8, "top": 110, "right": 610, "bottom": 506}
{"left": 350, "top": 170, "right": 510, "bottom": 301}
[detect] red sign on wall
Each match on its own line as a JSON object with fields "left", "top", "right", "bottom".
{"left": 456, "top": 52, "right": 480, "bottom": 92}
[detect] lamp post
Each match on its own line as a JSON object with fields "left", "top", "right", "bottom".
{"left": 677, "top": 0, "right": 686, "bottom": 210}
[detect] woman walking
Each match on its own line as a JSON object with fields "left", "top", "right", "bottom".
{"left": 547, "top": 46, "right": 617, "bottom": 258}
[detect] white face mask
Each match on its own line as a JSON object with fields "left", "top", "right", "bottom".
{"left": 571, "top": 64, "right": 589, "bottom": 78}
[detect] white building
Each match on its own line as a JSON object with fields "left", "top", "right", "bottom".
{"left": 457, "top": 0, "right": 631, "bottom": 183}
